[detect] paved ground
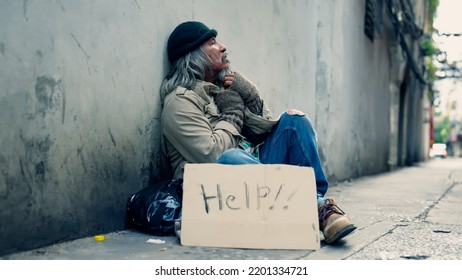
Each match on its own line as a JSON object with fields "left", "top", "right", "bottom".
{"left": 3, "top": 157, "right": 462, "bottom": 260}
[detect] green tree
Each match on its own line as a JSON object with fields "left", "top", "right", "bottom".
{"left": 434, "top": 116, "right": 451, "bottom": 143}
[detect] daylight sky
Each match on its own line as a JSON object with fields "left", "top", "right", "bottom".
{"left": 432, "top": 0, "right": 462, "bottom": 119}
{"left": 433, "top": 0, "right": 462, "bottom": 63}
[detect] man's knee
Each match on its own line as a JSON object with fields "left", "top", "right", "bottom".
{"left": 280, "top": 112, "right": 314, "bottom": 130}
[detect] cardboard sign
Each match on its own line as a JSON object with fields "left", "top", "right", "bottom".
{"left": 181, "top": 163, "right": 320, "bottom": 250}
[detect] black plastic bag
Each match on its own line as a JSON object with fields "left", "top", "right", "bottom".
{"left": 125, "top": 179, "right": 183, "bottom": 236}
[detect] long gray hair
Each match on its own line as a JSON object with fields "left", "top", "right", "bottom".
{"left": 160, "top": 47, "right": 228, "bottom": 103}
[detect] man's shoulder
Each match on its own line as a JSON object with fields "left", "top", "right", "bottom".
{"left": 163, "top": 87, "right": 206, "bottom": 111}
{"left": 167, "top": 82, "right": 218, "bottom": 103}
{"left": 172, "top": 85, "right": 189, "bottom": 96}
{"left": 171, "top": 81, "right": 218, "bottom": 93}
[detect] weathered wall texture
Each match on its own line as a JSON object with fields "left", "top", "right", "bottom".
{"left": 0, "top": 0, "right": 316, "bottom": 255}
{"left": 0, "top": 0, "right": 429, "bottom": 255}
{"left": 0, "top": 0, "right": 166, "bottom": 255}
{"left": 315, "top": 0, "right": 392, "bottom": 181}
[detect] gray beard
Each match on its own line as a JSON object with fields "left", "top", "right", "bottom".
{"left": 216, "top": 54, "right": 230, "bottom": 87}
{"left": 217, "top": 67, "right": 230, "bottom": 86}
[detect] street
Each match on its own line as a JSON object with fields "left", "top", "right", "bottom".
{"left": 3, "top": 157, "right": 462, "bottom": 260}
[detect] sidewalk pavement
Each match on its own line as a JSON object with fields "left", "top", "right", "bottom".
{"left": 3, "top": 158, "right": 462, "bottom": 260}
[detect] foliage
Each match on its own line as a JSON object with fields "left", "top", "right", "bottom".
{"left": 425, "top": 58, "right": 437, "bottom": 82}
{"left": 434, "top": 115, "right": 451, "bottom": 143}
{"left": 428, "top": 0, "right": 440, "bottom": 31}
{"left": 420, "top": 38, "right": 438, "bottom": 57}
{"left": 424, "top": 0, "right": 440, "bottom": 105}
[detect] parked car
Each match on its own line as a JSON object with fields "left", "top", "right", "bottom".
{"left": 429, "top": 143, "right": 448, "bottom": 158}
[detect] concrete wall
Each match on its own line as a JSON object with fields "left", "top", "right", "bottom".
{"left": 0, "top": 0, "right": 316, "bottom": 255}
{"left": 0, "top": 0, "right": 429, "bottom": 255}
{"left": 315, "top": 0, "right": 392, "bottom": 182}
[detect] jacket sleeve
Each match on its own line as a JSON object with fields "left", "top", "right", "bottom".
{"left": 232, "top": 71, "right": 279, "bottom": 143}
{"left": 162, "top": 91, "right": 241, "bottom": 163}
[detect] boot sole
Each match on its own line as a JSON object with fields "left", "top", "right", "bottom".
{"left": 324, "top": 224, "right": 357, "bottom": 244}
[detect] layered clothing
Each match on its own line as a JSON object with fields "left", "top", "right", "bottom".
{"left": 161, "top": 72, "right": 277, "bottom": 179}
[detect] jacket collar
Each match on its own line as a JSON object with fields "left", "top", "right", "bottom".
{"left": 194, "top": 80, "right": 220, "bottom": 95}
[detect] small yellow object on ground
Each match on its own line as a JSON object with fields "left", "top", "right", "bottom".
{"left": 94, "top": 235, "right": 105, "bottom": 242}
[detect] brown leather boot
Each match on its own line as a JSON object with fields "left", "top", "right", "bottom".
{"left": 318, "top": 199, "right": 357, "bottom": 244}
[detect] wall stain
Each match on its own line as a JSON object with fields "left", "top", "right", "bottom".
{"left": 134, "top": 0, "right": 140, "bottom": 10}
{"left": 0, "top": 43, "right": 5, "bottom": 55}
{"left": 91, "top": 152, "right": 127, "bottom": 183}
{"left": 19, "top": 159, "right": 33, "bottom": 195}
{"left": 50, "top": 37, "right": 55, "bottom": 53}
{"left": 14, "top": 76, "right": 65, "bottom": 197}
{"left": 19, "top": 132, "right": 52, "bottom": 186}
{"left": 70, "top": 33, "right": 92, "bottom": 75}
{"left": 108, "top": 127, "right": 117, "bottom": 147}
{"left": 0, "top": 155, "right": 7, "bottom": 199}
{"left": 272, "top": 0, "right": 281, "bottom": 16}
{"left": 61, "top": 88, "right": 66, "bottom": 124}
{"left": 70, "top": 33, "right": 90, "bottom": 59}
{"left": 57, "top": 0, "right": 65, "bottom": 12}
{"left": 23, "top": 0, "right": 29, "bottom": 21}
{"left": 35, "top": 76, "right": 62, "bottom": 115}
{"left": 77, "top": 147, "right": 88, "bottom": 173}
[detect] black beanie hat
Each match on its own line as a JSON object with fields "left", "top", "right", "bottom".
{"left": 167, "top": 21, "right": 217, "bottom": 63}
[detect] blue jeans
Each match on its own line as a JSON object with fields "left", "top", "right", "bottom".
{"left": 217, "top": 112, "right": 328, "bottom": 205}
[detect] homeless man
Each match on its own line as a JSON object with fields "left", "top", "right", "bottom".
{"left": 160, "top": 21, "right": 356, "bottom": 244}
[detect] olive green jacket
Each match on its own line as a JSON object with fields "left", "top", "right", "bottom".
{"left": 161, "top": 73, "right": 278, "bottom": 179}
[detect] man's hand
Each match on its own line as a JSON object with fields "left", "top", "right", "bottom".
{"left": 229, "top": 71, "right": 263, "bottom": 115}
{"left": 222, "top": 73, "right": 235, "bottom": 89}
{"left": 213, "top": 89, "right": 245, "bottom": 132}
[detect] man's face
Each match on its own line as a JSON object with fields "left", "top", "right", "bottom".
{"left": 202, "top": 37, "right": 229, "bottom": 72}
